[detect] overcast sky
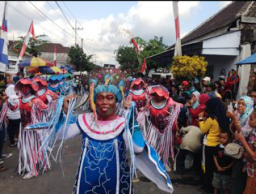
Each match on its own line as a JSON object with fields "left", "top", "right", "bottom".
{"left": 1, "top": 1, "right": 232, "bottom": 66}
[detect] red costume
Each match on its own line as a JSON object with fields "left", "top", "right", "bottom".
{"left": 137, "top": 85, "right": 182, "bottom": 167}
{"left": 14, "top": 78, "right": 49, "bottom": 179}
{"left": 127, "top": 78, "right": 148, "bottom": 111}
{"left": 33, "top": 77, "right": 59, "bottom": 104}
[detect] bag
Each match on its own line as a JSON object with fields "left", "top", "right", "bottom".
{"left": 224, "top": 143, "right": 244, "bottom": 159}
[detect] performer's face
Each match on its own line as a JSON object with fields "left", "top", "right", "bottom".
{"left": 21, "top": 85, "right": 32, "bottom": 96}
{"left": 96, "top": 92, "right": 116, "bottom": 119}
{"left": 132, "top": 83, "right": 143, "bottom": 90}
{"left": 152, "top": 94, "right": 165, "bottom": 102}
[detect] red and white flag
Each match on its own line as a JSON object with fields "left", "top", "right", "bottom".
{"left": 53, "top": 45, "right": 57, "bottom": 66}
{"left": 131, "top": 38, "right": 139, "bottom": 53}
{"left": 18, "top": 21, "right": 36, "bottom": 61}
{"left": 173, "top": 1, "right": 182, "bottom": 56}
{"left": 141, "top": 58, "right": 147, "bottom": 74}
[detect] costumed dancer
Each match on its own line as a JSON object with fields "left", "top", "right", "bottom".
{"left": 137, "top": 85, "right": 182, "bottom": 169}
{"left": 26, "top": 73, "right": 174, "bottom": 194}
{"left": 33, "top": 76, "right": 59, "bottom": 104}
{"left": 126, "top": 78, "right": 148, "bottom": 112}
{"left": 14, "top": 78, "right": 49, "bottom": 179}
{"left": 47, "top": 75, "right": 62, "bottom": 95}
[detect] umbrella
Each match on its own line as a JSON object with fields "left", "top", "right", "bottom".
{"left": 18, "top": 57, "right": 54, "bottom": 68}
{"left": 39, "top": 66, "right": 62, "bottom": 74}
{"left": 236, "top": 52, "right": 256, "bottom": 65}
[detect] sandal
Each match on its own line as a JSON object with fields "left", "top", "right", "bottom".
{"left": 0, "top": 166, "right": 8, "bottom": 172}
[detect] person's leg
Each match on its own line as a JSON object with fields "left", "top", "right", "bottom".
{"left": 0, "top": 124, "right": 6, "bottom": 161}
{"left": 203, "top": 146, "right": 215, "bottom": 189}
{"left": 13, "top": 119, "right": 21, "bottom": 141}
{"left": 175, "top": 148, "right": 187, "bottom": 173}
{"left": 7, "top": 119, "right": 15, "bottom": 145}
{"left": 231, "top": 160, "right": 247, "bottom": 194}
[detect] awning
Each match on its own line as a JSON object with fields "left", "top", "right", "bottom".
{"left": 236, "top": 52, "right": 256, "bottom": 65}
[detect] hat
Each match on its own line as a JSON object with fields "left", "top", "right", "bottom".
{"left": 182, "top": 81, "right": 189, "bottom": 86}
{"left": 203, "top": 77, "right": 211, "bottom": 82}
{"left": 218, "top": 75, "right": 226, "bottom": 80}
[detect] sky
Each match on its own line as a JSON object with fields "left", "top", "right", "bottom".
{"left": 1, "top": 1, "right": 232, "bottom": 66}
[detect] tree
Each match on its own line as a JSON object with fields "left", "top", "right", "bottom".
{"left": 115, "top": 46, "right": 139, "bottom": 71}
{"left": 115, "top": 36, "right": 168, "bottom": 72}
{"left": 13, "top": 35, "right": 51, "bottom": 57}
{"left": 69, "top": 44, "right": 96, "bottom": 72}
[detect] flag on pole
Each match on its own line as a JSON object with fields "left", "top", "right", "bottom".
{"left": 53, "top": 46, "right": 57, "bottom": 66}
{"left": 173, "top": 1, "right": 182, "bottom": 56}
{"left": 18, "top": 21, "right": 36, "bottom": 61}
{"left": 0, "top": 1, "right": 9, "bottom": 72}
{"left": 131, "top": 38, "right": 139, "bottom": 53}
{"left": 141, "top": 58, "right": 147, "bottom": 74}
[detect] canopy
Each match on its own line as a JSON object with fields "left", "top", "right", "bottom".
{"left": 39, "top": 66, "right": 62, "bottom": 74}
{"left": 236, "top": 52, "right": 256, "bottom": 65}
{"left": 18, "top": 57, "right": 54, "bottom": 68}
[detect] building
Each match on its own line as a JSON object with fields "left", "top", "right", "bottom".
{"left": 147, "top": 1, "right": 256, "bottom": 98}
{"left": 5, "top": 41, "right": 72, "bottom": 74}
{"left": 104, "top": 64, "right": 116, "bottom": 69}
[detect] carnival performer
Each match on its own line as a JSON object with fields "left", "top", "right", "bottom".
{"left": 26, "top": 72, "right": 174, "bottom": 194}
{"left": 14, "top": 78, "right": 49, "bottom": 179}
{"left": 47, "top": 75, "right": 62, "bottom": 95}
{"left": 126, "top": 78, "right": 148, "bottom": 112}
{"left": 137, "top": 85, "right": 182, "bottom": 169}
{"left": 33, "top": 76, "right": 59, "bottom": 104}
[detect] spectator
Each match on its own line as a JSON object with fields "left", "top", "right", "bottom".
{"left": 198, "top": 97, "right": 230, "bottom": 191}
{"left": 202, "top": 76, "right": 211, "bottom": 93}
{"left": 227, "top": 69, "right": 239, "bottom": 100}
{"left": 171, "top": 85, "right": 179, "bottom": 102}
{"left": 212, "top": 131, "right": 234, "bottom": 194}
{"left": 186, "top": 91, "right": 200, "bottom": 126}
{"left": 226, "top": 95, "right": 254, "bottom": 194}
{"left": 235, "top": 111, "right": 256, "bottom": 194}
{"left": 0, "top": 90, "right": 8, "bottom": 171}
{"left": 188, "top": 93, "right": 210, "bottom": 127}
{"left": 250, "top": 87, "right": 256, "bottom": 110}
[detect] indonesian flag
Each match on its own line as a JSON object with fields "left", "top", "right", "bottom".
{"left": 0, "top": 1, "right": 9, "bottom": 72}
{"left": 131, "top": 38, "right": 139, "bottom": 53}
{"left": 53, "top": 46, "right": 57, "bottom": 66}
{"left": 18, "top": 21, "right": 36, "bottom": 61}
{"left": 173, "top": 1, "right": 182, "bottom": 56}
{"left": 141, "top": 58, "right": 147, "bottom": 74}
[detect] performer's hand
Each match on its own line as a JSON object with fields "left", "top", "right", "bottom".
{"left": 124, "top": 95, "right": 132, "bottom": 109}
{"left": 63, "top": 94, "right": 77, "bottom": 114}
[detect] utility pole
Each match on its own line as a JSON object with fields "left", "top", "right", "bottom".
{"left": 81, "top": 38, "right": 83, "bottom": 50}
{"left": 73, "top": 20, "right": 83, "bottom": 45}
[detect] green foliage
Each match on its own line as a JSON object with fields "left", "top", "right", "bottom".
{"left": 68, "top": 44, "right": 96, "bottom": 71}
{"left": 15, "top": 35, "right": 51, "bottom": 57}
{"left": 115, "top": 46, "right": 139, "bottom": 71}
{"left": 115, "top": 36, "right": 168, "bottom": 71}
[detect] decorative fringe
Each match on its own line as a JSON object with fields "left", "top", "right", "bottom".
{"left": 138, "top": 104, "right": 181, "bottom": 166}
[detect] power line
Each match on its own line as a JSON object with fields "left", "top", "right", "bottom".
{"left": 28, "top": 1, "right": 75, "bottom": 39}
{"left": 55, "top": 1, "right": 74, "bottom": 31}
{"left": 46, "top": 1, "right": 73, "bottom": 32}
{"left": 8, "top": 2, "right": 74, "bottom": 44}
{"left": 61, "top": 1, "right": 82, "bottom": 26}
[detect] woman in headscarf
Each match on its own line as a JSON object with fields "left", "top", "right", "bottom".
{"left": 198, "top": 97, "right": 230, "bottom": 191}
{"left": 187, "top": 91, "right": 207, "bottom": 127}
{"left": 227, "top": 95, "right": 254, "bottom": 194}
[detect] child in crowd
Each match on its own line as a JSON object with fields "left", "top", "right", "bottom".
{"left": 212, "top": 131, "right": 234, "bottom": 194}
{"left": 235, "top": 111, "right": 256, "bottom": 194}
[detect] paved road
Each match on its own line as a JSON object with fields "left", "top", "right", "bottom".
{"left": 0, "top": 136, "right": 208, "bottom": 194}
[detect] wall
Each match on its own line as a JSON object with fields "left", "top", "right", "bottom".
{"left": 203, "top": 55, "right": 239, "bottom": 81}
